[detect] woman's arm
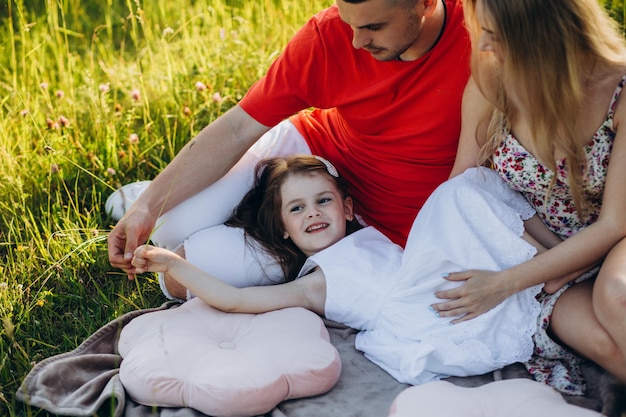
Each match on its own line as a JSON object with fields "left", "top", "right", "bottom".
{"left": 433, "top": 106, "right": 626, "bottom": 322}
{"left": 522, "top": 215, "right": 600, "bottom": 294}
{"left": 450, "top": 78, "right": 493, "bottom": 178}
{"left": 132, "top": 245, "right": 327, "bottom": 315}
{"left": 523, "top": 215, "right": 563, "bottom": 250}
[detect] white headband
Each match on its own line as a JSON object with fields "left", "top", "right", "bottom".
{"left": 314, "top": 156, "right": 339, "bottom": 178}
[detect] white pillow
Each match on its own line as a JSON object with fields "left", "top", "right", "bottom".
{"left": 387, "top": 379, "right": 600, "bottom": 417}
{"left": 118, "top": 298, "right": 341, "bottom": 417}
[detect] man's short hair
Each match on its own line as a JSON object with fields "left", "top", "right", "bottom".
{"left": 340, "top": 0, "right": 419, "bottom": 7}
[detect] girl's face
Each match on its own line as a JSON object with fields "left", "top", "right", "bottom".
{"left": 475, "top": 0, "right": 504, "bottom": 62}
{"left": 280, "top": 172, "right": 354, "bottom": 257}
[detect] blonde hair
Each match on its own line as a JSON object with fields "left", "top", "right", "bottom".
{"left": 464, "top": 0, "right": 626, "bottom": 219}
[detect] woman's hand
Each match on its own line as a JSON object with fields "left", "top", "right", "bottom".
{"left": 542, "top": 262, "right": 601, "bottom": 294}
{"left": 542, "top": 274, "right": 573, "bottom": 294}
{"left": 431, "top": 270, "right": 515, "bottom": 324}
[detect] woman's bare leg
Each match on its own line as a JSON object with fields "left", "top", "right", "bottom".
{"left": 593, "top": 238, "right": 626, "bottom": 371}
{"left": 550, "top": 280, "right": 626, "bottom": 381}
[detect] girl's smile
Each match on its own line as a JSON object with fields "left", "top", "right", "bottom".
{"left": 280, "top": 171, "right": 354, "bottom": 257}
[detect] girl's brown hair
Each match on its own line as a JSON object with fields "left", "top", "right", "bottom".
{"left": 226, "top": 155, "right": 362, "bottom": 281}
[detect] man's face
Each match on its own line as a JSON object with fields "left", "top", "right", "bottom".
{"left": 337, "top": 0, "right": 424, "bottom": 61}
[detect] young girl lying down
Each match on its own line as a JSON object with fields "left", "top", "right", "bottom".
{"left": 131, "top": 155, "right": 560, "bottom": 385}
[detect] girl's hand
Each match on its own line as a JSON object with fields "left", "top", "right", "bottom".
{"left": 431, "top": 270, "right": 514, "bottom": 324}
{"left": 131, "top": 245, "right": 178, "bottom": 274}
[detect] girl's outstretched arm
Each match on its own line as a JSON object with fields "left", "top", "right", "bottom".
{"left": 132, "top": 245, "right": 327, "bottom": 316}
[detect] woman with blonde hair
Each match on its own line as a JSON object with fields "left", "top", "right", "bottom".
{"left": 441, "top": 0, "right": 626, "bottom": 404}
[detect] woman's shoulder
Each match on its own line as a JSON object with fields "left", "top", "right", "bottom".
{"left": 605, "top": 66, "right": 626, "bottom": 129}
{"left": 586, "top": 64, "right": 626, "bottom": 111}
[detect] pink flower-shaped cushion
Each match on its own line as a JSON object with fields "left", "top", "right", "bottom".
{"left": 118, "top": 298, "right": 341, "bottom": 417}
{"left": 387, "top": 379, "right": 600, "bottom": 417}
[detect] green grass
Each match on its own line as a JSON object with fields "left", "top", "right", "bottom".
{"left": 0, "top": 0, "right": 623, "bottom": 416}
{"left": 0, "top": 1, "right": 330, "bottom": 415}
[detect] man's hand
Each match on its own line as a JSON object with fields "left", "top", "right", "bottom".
{"left": 108, "top": 204, "right": 156, "bottom": 280}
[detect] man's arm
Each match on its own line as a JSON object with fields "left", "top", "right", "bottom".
{"left": 108, "top": 105, "right": 271, "bottom": 278}
{"left": 136, "top": 104, "right": 270, "bottom": 216}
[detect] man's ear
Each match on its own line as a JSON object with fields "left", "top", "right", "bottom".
{"left": 422, "top": 0, "right": 438, "bottom": 17}
{"left": 344, "top": 197, "right": 354, "bottom": 221}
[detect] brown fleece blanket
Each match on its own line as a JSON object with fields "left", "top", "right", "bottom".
{"left": 16, "top": 302, "right": 603, "bottom": 417}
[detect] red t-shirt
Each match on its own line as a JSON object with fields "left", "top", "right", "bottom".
{"left": 239, "top": 1, "right": 470, "bottom": 246}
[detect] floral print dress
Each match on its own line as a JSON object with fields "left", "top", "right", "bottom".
{"left": 491, "top": 74, "right": 626, "bottom": 395}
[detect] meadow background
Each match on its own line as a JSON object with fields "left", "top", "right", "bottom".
{"left": 0, "top": 0, "right": 623, "bottom": 416}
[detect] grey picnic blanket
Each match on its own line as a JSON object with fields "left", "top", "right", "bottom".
{"left": 16, "top": 301, "right": 603, "bottom": 417}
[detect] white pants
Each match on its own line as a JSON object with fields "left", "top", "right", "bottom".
{"left": 152, "top": 120, "right": 311, "bottom": 291}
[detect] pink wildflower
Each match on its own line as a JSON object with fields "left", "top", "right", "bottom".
{"left": 58, "top": 115, "right": 70, "bottom": 127}
{"left": 131, "top": 89, "right": 141, "bottom": 101}
{"left": 129, "top": 133, "right": 139, "bottom": 144}
{"left": 195, "top": 81, "right": 207, "bottom": 92}
{"left": 99, "top": 83, "right": 110, "bottom": 93}
{"left": 212, "top": 92, "right": 223, "bottom": 103}
{"left": 46, "top": 118, "right": 59, "bottom": 129}
{"left": 55, "top": 90, "right": 64, "bottom": 99}
{"left": 107, "top": 167, "right": 116, "bottom": 176}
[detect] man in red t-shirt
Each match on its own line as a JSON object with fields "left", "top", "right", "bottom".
{"left": 108, "top": 0, "right": 472, "bottom": 300}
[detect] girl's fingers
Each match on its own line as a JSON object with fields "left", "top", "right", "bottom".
{"left": 130, "top": 255, "right": 147, "bottom": 269}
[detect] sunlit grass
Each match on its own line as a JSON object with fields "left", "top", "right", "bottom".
{"left": 0, "top": 1, "right": 330, "bottom": 415}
